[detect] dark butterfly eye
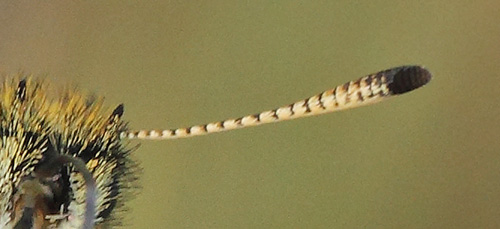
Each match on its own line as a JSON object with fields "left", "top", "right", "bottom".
{"left": 14, "top": 154, "right": 96, "bottom": 229}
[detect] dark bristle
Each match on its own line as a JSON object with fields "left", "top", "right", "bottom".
{"left": 112, "top": 104, "right": 124, "bottom": 118}
{"left": 386, "top": 66, "right": 432, "bottom": 95}
{"left": 17, "top": 79, "right": 27, "bottom": 102}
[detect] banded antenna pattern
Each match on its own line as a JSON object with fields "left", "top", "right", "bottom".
{"left": 121, "top": 65, "right": 431, "bottom": 140}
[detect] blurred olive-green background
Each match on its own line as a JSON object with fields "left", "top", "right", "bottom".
{"left": 1, "top": 1, "right": 499, "bottom": 228}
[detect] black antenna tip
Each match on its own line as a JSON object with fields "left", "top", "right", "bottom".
{"left": 386, "top": 66, "right": 432, "bottom": 95}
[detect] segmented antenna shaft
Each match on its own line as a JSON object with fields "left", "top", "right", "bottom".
{"left": 122, "top": 65, "right": 431, "bottom": 140}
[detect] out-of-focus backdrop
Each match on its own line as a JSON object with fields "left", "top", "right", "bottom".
{"left": 1, "top": 1, "right": 498, "bottom": 228}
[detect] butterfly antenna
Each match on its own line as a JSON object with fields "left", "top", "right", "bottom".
{"left": 121, "top": 65, "right": 431, "bottom": 140}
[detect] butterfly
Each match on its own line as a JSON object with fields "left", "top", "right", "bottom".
{"left": 0, "top": 65, "right": 431, "bottom": 228}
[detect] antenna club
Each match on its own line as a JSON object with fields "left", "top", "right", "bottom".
{"left": 386, "top": 65, "right": 432, "bottom": 95}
